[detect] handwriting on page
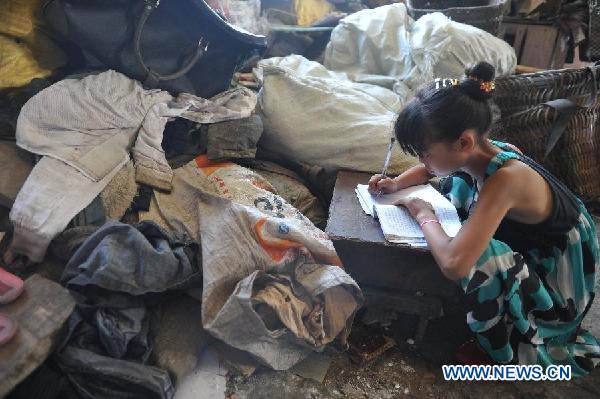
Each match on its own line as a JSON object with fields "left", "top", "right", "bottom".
{"left": 375, "top": 205, "right": 423, "bottom": 238}
{"left": 432, "top": 206, "right": 462, "bottom": 236}
{"left": 356, "top": 183, "right": 462, "bottom": 241}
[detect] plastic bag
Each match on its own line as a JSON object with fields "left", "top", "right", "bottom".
{"left": 256, "top": 55, "right": 420, "bottom": 175}
{"left": 324, "top": 3, "right": 517, "bottom": 90}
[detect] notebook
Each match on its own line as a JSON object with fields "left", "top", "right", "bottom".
{"left": 355, "top": 184, "right": 462, "bottom": 247}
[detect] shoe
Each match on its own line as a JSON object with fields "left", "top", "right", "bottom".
{"left": 0, "top": 267, "right": 24, "bottom": 304}
{"left": 456, "top": 337, "right": 496, "bottom": 365}
{"left": 0, "top": 313, "right": 17, "bottom": 346}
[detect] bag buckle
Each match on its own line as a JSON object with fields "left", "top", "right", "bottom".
{"left": 144, "top": 0, "right": 160, "bottom": 9}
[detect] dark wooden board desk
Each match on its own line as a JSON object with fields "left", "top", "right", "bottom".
{"left": 325, "top": 171, "right": 462, "bottom": 343}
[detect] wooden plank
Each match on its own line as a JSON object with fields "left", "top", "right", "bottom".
{"left": 501, "top": 21, "right": 568, "bottom": 70}
{"left": 513, "top": 25, "right": 528, "bottom": 60}
{"left": 550, "top": 32, "right": 569, "bottom": 70}
{"left": 500, "top": 23, "right": 527, "bottom": 61}
{"left": 520, "top": 25, "right": 559, "bottom": 69}
{"left": 516, "top": 64, "right": 545, "bottom": 74}
{"left": 0, "top": 274, "right": 75, "bottom": 397}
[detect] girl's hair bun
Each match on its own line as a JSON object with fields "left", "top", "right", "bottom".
{"left": 459, "top": 61, "right": 496, "bottom": 101}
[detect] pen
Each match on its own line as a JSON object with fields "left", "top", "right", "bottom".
{"left": 377, "top": 136, "right": 395, "bottom": 197}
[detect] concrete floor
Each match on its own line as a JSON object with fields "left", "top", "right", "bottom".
{"left": 199, "top": 218, "right": 600, "bottom": 399}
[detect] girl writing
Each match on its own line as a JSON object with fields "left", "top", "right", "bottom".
{"left": 369, "top": 62, "right": 600, "bottom": 376}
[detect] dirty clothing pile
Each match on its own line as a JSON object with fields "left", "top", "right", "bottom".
{"left": 3, "top": 69, "right": 364, "bottom": 398}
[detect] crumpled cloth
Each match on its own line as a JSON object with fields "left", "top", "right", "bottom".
{"left": 252, "top": 273, "right": 325, "bottom": 345}
{"left": 162, "top": 114, "right": 264, "bottom": 169}
{"left": 9, "top": 70, "right": 256, "bottom": 262}
{"left": 55, "top": 220, "right": 202, "bottom": 399}
{"left": 16, "top": 70, "right": 256, "bottom": 188}
{"left": 62, "top": 221, "right": 202, "bottom": 304}
{"left": 8, "top": 156, "right": 125, "bottom": 262}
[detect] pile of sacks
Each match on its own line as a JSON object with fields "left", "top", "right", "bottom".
{"left": 256, "top": 3, "right": 517, "bottom": 174}
{"left": 0, "top": 70, "right": 363, "bottom": 398}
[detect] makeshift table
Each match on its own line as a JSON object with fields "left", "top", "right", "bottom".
{"left": 325, "top": 171, "right": 461, "bottom": 344}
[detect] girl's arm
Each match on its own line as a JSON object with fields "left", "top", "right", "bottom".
{"left": 397, "top": 167, "right": 516, "bottom": 281}
{"left": 394, "top": 165, "right": 435, "bottom": 189}
{"left": 368, "top": 165, "right": 433, "bottom": 193}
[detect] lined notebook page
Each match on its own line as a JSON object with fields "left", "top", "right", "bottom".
{"left": 375, "top": 204, "right": 423, "bottom": 238}
{"left": 356, "top": 184, "right": 462, "bottom": 242}
{"left": 356, "top": 184, "right": 433, "bottom": 212}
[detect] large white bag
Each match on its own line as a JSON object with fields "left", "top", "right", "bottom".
{"left": 256, "top": 55, "right": 419, "bottom": 175}
{"left": 324, "top": 3, "right": 517, "bottom": 90}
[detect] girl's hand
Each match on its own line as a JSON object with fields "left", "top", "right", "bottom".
{"left": 368, "top": 174, "right": 398, "bottom": 194}
{"left": 394, "top": 197, "right": 437, "bottom": 224}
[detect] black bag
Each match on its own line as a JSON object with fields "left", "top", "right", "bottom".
{"left": 43, "top": 0, "right": 267, "bottom": 97}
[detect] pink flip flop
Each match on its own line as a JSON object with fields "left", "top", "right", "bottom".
{"left": 0, "top": 313, "right": 17, "bottom": 346}
{"left": 0, "top": 267, "right": 24, "bottom": 305}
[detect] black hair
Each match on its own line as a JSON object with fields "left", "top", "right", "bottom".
{"left": 394, "top": 61, "right": 496, "bottom": 156}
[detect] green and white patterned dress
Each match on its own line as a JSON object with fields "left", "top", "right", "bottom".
{"left": 440, "top": 140, "right": 600, "bottom": 377}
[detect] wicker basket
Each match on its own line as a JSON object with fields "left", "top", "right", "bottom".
{"left": 493, "top": 65, "right": 600, "bottom": 118}
{"left": 406, "top": 0, "right": 510, "bottom": 36}
{"left": 490, "top": 100, "right": 600, "bottom": 202}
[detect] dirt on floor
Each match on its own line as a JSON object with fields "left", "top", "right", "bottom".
{"left": 227, "top": 311, "right": 600, "bottom": 399}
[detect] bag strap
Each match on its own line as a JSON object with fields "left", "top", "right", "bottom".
{"left": 543, "top": 66, "right": 598, "bottom": 159}
{"left": 134, "top": 0, "right": 208, "bottom": 88}
{"left": 542, "top": 99, "right": 579, "bottom": 159}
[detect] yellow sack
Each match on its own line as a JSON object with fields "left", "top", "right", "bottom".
{"left": 294, "top": 0, "right": 334, "bottom": 26}
{"left": 0, "top": 0, "right": 66, "bottom": 89}
{"left": 0, "top": 34, "right": 54, "bottom": 88}
{"left": 0, "top": 0, "right": 38, "bottom": 38}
